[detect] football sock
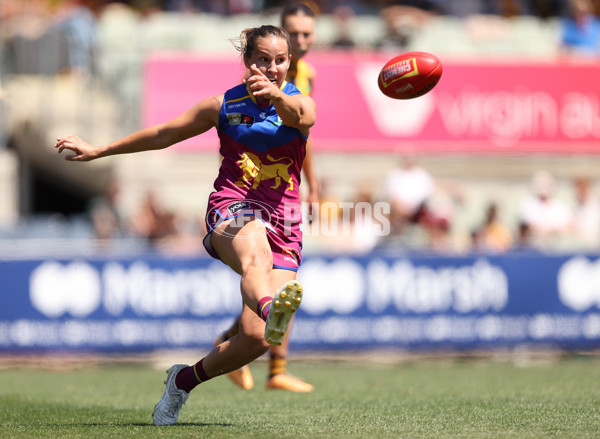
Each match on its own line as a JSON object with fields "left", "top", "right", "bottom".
{"left": 269, "top": 354, "right": 287, "bottom": 378}
{"left": 257, "top": 296, "right": 273, "bottom": 322}
{"left": 175, "top": 359, "right": 211, "bottom": 393}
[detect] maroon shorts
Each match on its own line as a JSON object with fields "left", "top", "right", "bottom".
{"left": 203, "top": 199, "right": 302, "bottom": 271}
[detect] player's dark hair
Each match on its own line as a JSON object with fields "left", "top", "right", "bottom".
{"left": 281, "top": 3, "right": 315, "bottom": 26}
{"left": 233, "top": 25, "right": 291, "bottom": 61}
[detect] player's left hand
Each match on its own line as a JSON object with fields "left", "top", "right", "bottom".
{"left": 245, "top": 64, "right": 280, "bottom": 101}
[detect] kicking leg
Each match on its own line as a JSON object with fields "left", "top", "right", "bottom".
{"left": 211, "top": 218, "right": 274, "bottom": 314}
{"left": 265, "top": 269, "right": 313, "bottom": 392}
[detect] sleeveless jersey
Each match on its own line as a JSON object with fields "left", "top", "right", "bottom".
{"left": 286, "top": 59, "right": 314, "bottom": 97}
{"left": 208, "top": 81, "right": 307, "bottom": 243}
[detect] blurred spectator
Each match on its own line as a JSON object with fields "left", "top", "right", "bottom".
{"left": 512, "top": 221, "right": 537, "bottom": 251}
{"left": 330, "top": 5, "right": 356, "bottom": 49}
{"left": 130, "top": 190, "right": 179, "bottom": 245}
{"left": 378, "top": 0, "right": 566, "bottom": 18}
{"left": 49, "top": 0, "right": 99, "bottom": 77}
{"left": 345, "top": 182, "right": 381, "bottom": 253}
{"left": 429, "top": 0, "right": 500, "bottom": 17}
{"left": 464, "top": 13, "right": 509, "bottom": 42}
{"left": 425, "top": 215, "right": 453, "bottom": 253}
{"left": 264, "top": 0, "right": 324, "bottom": 15}
{"left": 385, "top": 156, "right": 434, "bottom": 227}
{"left": 571, "top": 175, "right": 600, "bottom": 248}
{"left": 1, "top": 0, "right": 99, "bottom": 76}
{"left": 382, "top": 156, "right": 461, "bottom": 252}
{"left": 129, "top": 0, "right": 163, "bottom": 16}
{"left": 496, "top": 0, "right": 528, "bottom": 17}
{"left": 233, "top": 0, "right": 256, "bottom": 14}
{"left": 2, "top": 0, "right": 50, "bottom": 74}
{"left": 472, "top": 202, "right": 513, "bottom": 252}
{"left": 316, "top": 181, "right": 381, "bottom": 254}
{"left": 88, "top": 180, "right": 124, "bottom": 240}
{"left": 302, "top": 177, "right": 342, "bottom": 251}
{"left": 559, "top": 0, "right": 600, "bottom": 57}
{"left": 524, "top": 0, "right": 566, "bottom": 19}
{"left": 305, "top": 176, "right": 340, "bottom": 223}
{"left": 421, "top": 180, "right": 464, "bottom": 253}
{"left": 374, "top": 4, "right": 432, "bottom": 51}
{"left": 371, "top": 1, "right": 440, "bottom": 11}
{"left": 157, "top": 213, "right": 207, "bottom": 255}
{"left": 162, "top": 0, "right": 198, "bottom": 13}
{"left": 519, "top": 170, "right": 574, "bottom": 248}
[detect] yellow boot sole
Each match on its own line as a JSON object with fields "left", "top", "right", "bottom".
{"left": 264, "top": 280, "right": 302, "bottom": 346}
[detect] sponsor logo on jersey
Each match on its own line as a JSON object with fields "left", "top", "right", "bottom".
{"left": 227, "top": 201, "right": 251, "bottom": 215}
{"left": 281, "top": 246, "right": 300, "bottom": 265}
{"left": 228, "top": 113, "right": 254, "bottom": 125}
{"left": 283, "top": 256, "right": 297, "bottom": 264}
{"left": 206, "top": 199, "right": 278, "bottom": 239}
{"left": 228, "top": 102, "right": 246, "bottom": 109}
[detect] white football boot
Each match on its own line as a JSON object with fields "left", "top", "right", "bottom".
{"left": 152, "top": 364, "right": 190, "bottom": 426}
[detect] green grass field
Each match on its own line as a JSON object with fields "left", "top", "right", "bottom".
{"left": 1, "top": 354, "right": 599, "bottom": 438}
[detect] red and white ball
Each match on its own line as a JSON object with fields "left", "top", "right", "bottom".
{"left": 377, "top": 51, "right": 443, "bottom": 100}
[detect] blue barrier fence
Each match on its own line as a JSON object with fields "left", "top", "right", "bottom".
{"left": 1, "top": 252, "right": 599, "bottom": 352}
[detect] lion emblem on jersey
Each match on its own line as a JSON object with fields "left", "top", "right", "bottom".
{"left": 235, "top": 152, "right": 294, "bottom": 191}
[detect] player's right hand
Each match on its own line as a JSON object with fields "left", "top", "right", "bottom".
{"left": 55, "top": 136, "right": 102, "bottom": 162}
{"left": 245, "top": 64, "right": 280, "bottom": 101}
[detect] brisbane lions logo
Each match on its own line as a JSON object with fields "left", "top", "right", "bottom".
{"left": 235, "top": 152, "right": 294, "bottom": 191}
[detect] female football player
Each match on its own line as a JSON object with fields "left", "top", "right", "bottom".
{"left": 55, "top": 24, "right": 316, "bottom": 426}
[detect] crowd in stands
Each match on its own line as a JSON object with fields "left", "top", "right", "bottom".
{"left": 1, "top": 0, "right": 599, "bottom": 78}
{"left": 1, "top": 1, "right": 598, "bottom": 23}
{"left": 95, "top": 0, "right": 592, "bottom": 19}
{"left": 85, "top": 182, "right": 207, "bottom": 254}
{"left": 301, "top": 164, "right": 600, "bottom": 255}
{"left": 79, "top": 163, "right": 600, "bottom": 256}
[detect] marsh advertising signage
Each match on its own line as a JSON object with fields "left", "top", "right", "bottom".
{"left": 144, "top": 52, "right": 600, "bottom": 154}
{"left": 1, "top": 253, "right": 600, "bottom": 352}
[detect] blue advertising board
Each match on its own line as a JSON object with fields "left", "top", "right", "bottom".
{"left": 1, "top": 252, "right": 599, "bottom": 352}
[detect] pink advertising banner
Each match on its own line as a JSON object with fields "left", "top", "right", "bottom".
{"left": 144, "top": 52, "right": 600, "bottom": 154}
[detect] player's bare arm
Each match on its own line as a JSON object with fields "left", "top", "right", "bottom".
{"left": 55, "top": 95, "right": 223, "bottom": 161}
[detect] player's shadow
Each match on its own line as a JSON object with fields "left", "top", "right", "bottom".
{"left": 82, "top": 421, "right": 234, "bottom": 428}
{"left": 156, "top": 422, "right": 234, "bottom": 427}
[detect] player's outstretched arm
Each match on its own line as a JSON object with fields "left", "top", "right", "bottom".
{"left": 55, "top": 95, "right": 223, "bottom": 161}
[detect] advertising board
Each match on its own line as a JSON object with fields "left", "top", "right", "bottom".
{"left": 2, "top": 253, "right": 599, "bottom": 352}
